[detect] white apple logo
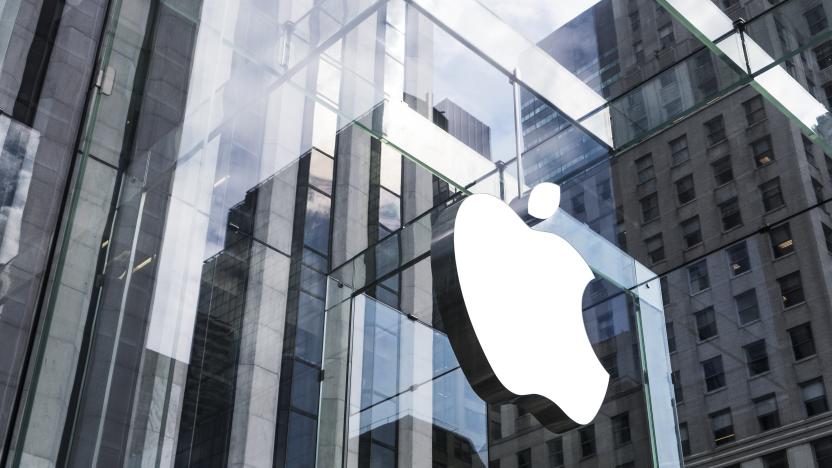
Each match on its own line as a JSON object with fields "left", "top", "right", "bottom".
{"left": 431, "top": 182, "right": 609, "bottom": 430}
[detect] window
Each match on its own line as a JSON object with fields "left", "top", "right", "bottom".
{"left": 688, "top": 260, "right": 710, "bottom": 293}
{"left": 517, "top": 448, "right": 531, "bottom": 468}
{"left": 645, "top": 234, "right": 665, "bottom": 263}
{"left": 676, "top": 175, "right": 696, "bottom": 204}
{"left": 670, "top": 135, "right": 689, "bottom": 165}
{"left": 579, "top": 425, "right": 596, "bottom": 457}
{"left": 672, "top": 370, "right": 683, "bottom": 402}
{"left": 679, "top": 423, "right": 691, "bottom": 456}
{"left": 719, "top": 198, "right": 742, "bottom": 230}
{"left": 612, "top": 413, "right": 631, "bottom": 447}
{"left": 804, "top": 134, "right": 818, "bottom": 167}
{"left": 705, "top": 115, "right": 726, "bottom": 145}
{"left": 661, "top": 275, "right": 671, "bottom": 306}
{"left": 666, "top": 322, "right": 676, "bottom": 353}
{"left": 802, "top": 378, "right": 829, "bottom": 416}
{"left": 744, "top": 340, "right": 769, "bottom": 375}
{"left": 778, "top": 271, "right": 804, "bottom": 308}
{"left": 703, "top": 356, "right": 726, "bottom": 391}
{"left": 710, "top": 409, "right": 735, "bottom": 446}
{"left": 597, "top": 179, "right": 611, "bottom": 200}
{"left": 812, "top": 435, "right": 832, "bottom": 467}
{"left": 712, "top": 156, "right": 734, "bottom": 185}
{"left": 640, "top": 193, "right": 659, "bottom": 222}
{"left": 633, "top": 41, "right": 645, "bottom": 64}
{"left": 636, "top": 154, "right": 654, "bottom": 183}
{"left": 726, "top": 242, "right": 750, "bottom": 275}
{"left": 806, "top": 5, "right": 829, "bottom": 35}
{"left": 754, "top": 394, "right": 780, "bottom": 431}
{"left": 744, "top": 96, "right": 766, "bottom": 125}
{"left": 752, "top": 137, "right": 774, "bottom": 167}
{"left": 770, "top": 223, "right": 794, "bottom": 257}
{"left": 735, "top": 289, "right": 760, "bottom": 324}
{"left": 597, "top": 310, "right": 614, "bottom": 340}
{"left": 547, "top": 438, "right": 564, "bottom": 467}
{"left": 629, "top": 11, "right": 640, "bottom": 31}
{"left": 681, "top": 216, "right": 702, "bottom": 247}
{"left": 601, "top": 353, "right": 619, "bottom": 379}
{"left": 789, "top": 323, "right": 817, "bottom": 360}
{"left": 659, "top": 23, "right": 675, "bottom": 48}
{"left": 814, "top": 40, "right": 832, "bottom": 69}
{"left": 762, "top": 450, "right": 789, "bottom": 468}
{"left": 760, "top": 178, "right": 785, "bottom": 212}
{"left": 823, "top": 223, "right": 832, "bottom": 253}
{"left": 695, "top": 307, "right": 718, "bottom": 341}
{"left": 814, "top": 178, "right": 825, "bottom": 206}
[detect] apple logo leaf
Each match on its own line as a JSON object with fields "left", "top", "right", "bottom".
{"left": 431, "top": 183, "right": 610, "bottom": 433}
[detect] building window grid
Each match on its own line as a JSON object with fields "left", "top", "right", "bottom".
{"left": 778, "top": 271, "right": 805, "bottom": 308}
{"left": 705, "top": 115, "right": 726, "bottom": 145}
{"left": 710, "top": 409, "right": 736, "bottom": 446}
{"left": 802, "top": 378, "right": 830, "bottom": 417}
{"left": 645, "top": 234, "right": 665, "bottom": 263}
{"left": 719, "top": 198, "right": 743, "bottom": 231}
{"left": 636, "top": 154, "right": 655, "bottom": 184}
{"left": 712, "top": 156, "right": 734, "bottom": 185}
{"left": 726, "top": 242, "right": 751, "bottom": 276}
{"left": 744, "top": 96, "right": 766, "bottom": 125}
{"left": 735, "top": 289, "right": 760, "bottom": 325}
{"left": 770, "top": 223, "right": 795, "bottom": 258}
{"left": 760, "top": 178, "right": 785, "bottom": 212}
{"left": 579, "top": 425, "right": 597, "bottom": 458}
{"left": 547, "top": 438, "right": 564, "bottom": 468}
{"left": 612, "top": 412, "right": 632, "bottom": 447}
{"left": 670, "top": 135, "right": 690, "bottom": 166}
{"left": 682, "top": 216, "right": 703, "bottom": 248}
{"left": 752, "top": 136, "right": 775, "bottom": 167}
{"left": 640, "top": 193, "right": 660, "bottom": 223}
{"left": 754, "top": 394, "right": 781, "bottom": 431}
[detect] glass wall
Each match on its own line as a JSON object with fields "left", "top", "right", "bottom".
{"left": 9, "top": 0, "right": 832, "bottom": 466}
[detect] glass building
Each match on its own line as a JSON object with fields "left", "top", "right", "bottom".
{"left": 1, "top": 0, "right": 832, "bottom": 466}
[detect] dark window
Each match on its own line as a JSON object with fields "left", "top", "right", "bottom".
{"left": 672, "top": 370, "right": 683, "bottom": 402}
{"left": 789, "top": 323, "right": 817, "bottom": 360}
{"left": 744, "top": 96, "right": 766, "bottom": 125}
{"left": 762, "top": 450, "right": 789, "bottom": 468}
{"left": 806, "top": 5, "right": 829, "bottom": 35}
{"left": 636, "top": 154, "right": 655, "bottom": 183}
{"left": 744, "top": 340, "right": 770, "bottom": 375}
{"left": 646, "top": 234, "right": 665, "bottom": 263}
{"left": 670, "top": 135, "right": 689, "bottom": 165}
{"left": 752, "top": 137, "right": 775, "bottom": 167}
{"left": 812, "top": 435, "right": 832, "bottom": 467}
{"left": 659, "top": 23, "right": 675, "bottom": 48}
{"left": 517, "top": 448, "right": 531, "bottom": 468}
{"left": 547, "top": 438, "right": 564, "bottom": 467}
{"left": 719, "top": 198, "right": 742, "bottom": 230}
{"left": 815, "top": 40, "right": 832, "bottom": 69}
{"left": 612, "top": 412, "right": 632, "bottom": 447}
{"left": 688, "top": 260, "right": 710, "bottom": 293}
{"left": 726, "top": 241, "right": 750, "bottom": 275}
{"left": 696, "top": 307, "right": 718, "bottom": 340}
{"left": 630, "top": 11, "right": 640, "bottom": 31}
{"left": 705, "top": 115, "right": 726, "bottom": 145}
{"left": 633, "top": 41, "right": 645, "bottom": 63}
{"left": 823, "top": 223, "right": 832, "bottom": 253}
{"left": 661, "top": 276, "right": 671, "bottom": 306}
{"left": 579, "top": 425, "right": 596, "bottom": 457}
{"left": 640, "top": 193, "right": 659, "bottom": 222}
{"left": 760, "top": 178, "right": 785, "bottom": 212}
{"left": 703, "top": 356, "right": 726, "bottom": 391}
{"left": 770, "top": 223, "right": 794, "bottom": 257}
{"left": 804, "top": 134, "right": 818, "bottom": 167}
{"left": 666, "top": 322, "right": 676, "bottom": 353}
{"left": 601, "top": 353, "right": 619, "bottom": 379}
{"left": 710, "top": 409, "right": 735, "bottom": 446}
{"left": 597, "top": 310, "right": 614, "bottom": 341}
{"left": 676, "top": 175, "right": 696, "bottom": 204}
{"left": 735, "top": 289, "right": 760, "bottom": 324}
{"left": 802, "top": 378, "right": 829, "bottom": 416}
{"left": 681, "top": 216, "right": 702, "bottom": 247}
{"left": 814, "top": 178, "right": 825, "bottom": 206}
{"left": 680, "top": 423, "right": 691, "bottom": 456}
{"left": 712, "top": 156, "right": 734, "bottom": 185}
{"left": 754, "top": 394, "right": 780, "bottom": 431}
{"left": 778, "top": 272, "right": 804, "bottom": 308}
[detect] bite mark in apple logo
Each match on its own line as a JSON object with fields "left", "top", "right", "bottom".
{"left": 431, "top": 182, "right": 609, "bottom": 432}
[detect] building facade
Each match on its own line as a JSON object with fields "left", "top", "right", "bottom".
{"left": 0, "top": 0, "right": 830, "bottom": 467}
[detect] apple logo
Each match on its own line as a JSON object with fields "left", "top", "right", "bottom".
{"left": 431, "top": 182, "right": 609, "bottom": 432}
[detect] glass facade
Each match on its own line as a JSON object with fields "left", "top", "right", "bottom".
{"left": 3, "top": 0, "right": 832, "bottom": 467}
